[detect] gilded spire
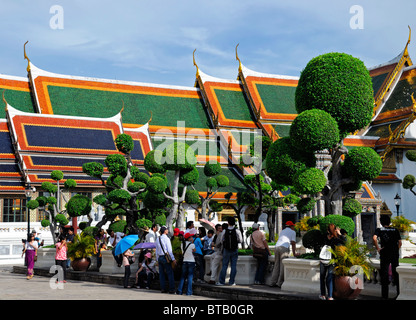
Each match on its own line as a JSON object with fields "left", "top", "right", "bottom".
{"left": 23, "top": 41, "right": 31, "bottom": 73}
{"left": 147, "top": 111, "right": 153, "bottom": 124}
{"left": 193, "top": 49, "right": 200, "bottom": 77}
{"left": 235, "top": 43, "right": 242, "bottom": 73}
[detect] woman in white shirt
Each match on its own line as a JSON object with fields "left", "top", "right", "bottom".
{"left": 176, "top": 233, "right": 196, "bottom": 296}
{"left": 22, "top": 234, "right": 38, "bottom": 280}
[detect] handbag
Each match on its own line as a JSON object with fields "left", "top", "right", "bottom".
{"left": 128, "top": 255, "right": 135, "bottom": 265}
{"left": 319, "top": 245, "right": 332, "bottom": 264}
{"left": 159, "top": 237, "right": 174, "bottom": 265}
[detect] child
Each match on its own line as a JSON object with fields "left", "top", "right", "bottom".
{"left": 176, "top": 233, "right": 196, "bottom": 295}
{"left": 203, "top": 230, "right": 215, "bottom": 255}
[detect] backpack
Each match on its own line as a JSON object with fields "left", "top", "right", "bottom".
{"left": 223, "top": 228, "right": 238, "bottom": 250}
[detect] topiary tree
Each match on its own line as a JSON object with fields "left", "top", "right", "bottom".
{"left": 28, "top": 171, "right": 79, "bottom": 244}
{"left": 187, "top": 161, "right": 228, "bottom": 221}
{"left": 266, "top": 52, "right": 382, "bottom": 215}
{"left": 82, "top": 133, "right": 149, "bottom": 235}
{"left": 402, "top": 150, "right": 416, "bottom": 195}
{"left": 143, "top": 141, "right": 199, "bottom": 235}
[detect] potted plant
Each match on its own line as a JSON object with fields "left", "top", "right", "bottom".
{"left": 67, "top": 233, "right": 96, "bottom": 271}
{"left": 391, "top": 215, "right": 415, "bottom": 239}
{"left": 329, "top": 236, "right": 372, "bottom": 300}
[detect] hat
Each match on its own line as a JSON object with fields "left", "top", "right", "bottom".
{"left": 285, "top": 221, "right": 295, "bottom": 226}
{"left": 179, "top": 231, "right": 184, "bottom": 236}
{"left": 252, "top": 223, "right": 259, "bottom": 230}
{"left": 184, "top": 233, "right": 192, "bottom": 240}
{"left": 173, "top": 228, "right": 180, "bottom": 236}
{"left": 145, "top": 252, "right": 152, "bottom": 259}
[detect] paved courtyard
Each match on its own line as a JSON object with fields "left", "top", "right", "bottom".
{"left": 0, "top": 266, "right": 214, "bottom": 300}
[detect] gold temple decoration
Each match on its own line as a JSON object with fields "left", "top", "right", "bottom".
{"left": 235, "top": 43, "right": 242, "bottom": 73}
{"left": 193, "top": 49, "right": 200, "bottom": 78}
{"left": 147, "top": 111, "right": 153, "bottom": 124}
{"left": 374, "top": 26, "right": 412, "bottom": 111}
{"left": 380, "top": 93, "right": 416, "bottom": 161}
{"left": 23, "top": 41, "right": 31, "bottom": 73}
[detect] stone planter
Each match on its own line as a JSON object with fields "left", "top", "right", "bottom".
{"left": 397, "top": 264, "right": 416, "bottom": 300}
{"left": 281, "top": 258, "right": 320, "bottom": 294}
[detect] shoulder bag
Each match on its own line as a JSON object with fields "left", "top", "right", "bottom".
{"left": 159, "top": 237, "right": 173, "bottom": 265}
{"left": 319, "top": 245, "right": 332, "bottom": 264}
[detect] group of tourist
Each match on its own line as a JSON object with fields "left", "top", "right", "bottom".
{"left": 23, "top": 212, "right": 401, "bottom": 300}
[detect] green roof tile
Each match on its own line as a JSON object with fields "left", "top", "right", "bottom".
{"left": 255, "top": 84, "right": 297, "bottom": 114}
{"left": 213, "top": 88, "right": 253, "bottom": 122}
{"left": 47, "top": 86, "right": 211, "bottom": 128}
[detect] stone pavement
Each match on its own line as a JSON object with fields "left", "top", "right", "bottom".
{"left": 4, "top": 265, "right": 378, "bottom": 301}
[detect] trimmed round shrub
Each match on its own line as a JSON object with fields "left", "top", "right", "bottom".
{"left": 127, "top": 181, "right": 146, "bottom": 193}
{"left": 41, "top": 219, "right": 50, "bottom": 228}
{"left": 131, "top": 167, "right": 149, "bottom": 183}
{"left": 27, "top": 200, "right": 39, "bottom": 210}
{"left": 64, "top": 179, "right": 77, "bottom": 189}
{"left": 290, "top": 109, "right": 340, "bottom": 152}
{"left": 106, "top": 175, "right": 124, "bottom": 189}
{"left": 144, "top": 150, "right": 166, "bottom": 174}
{"left": 50, "top": 170, "right": 64, "bottom": 181}
{"left": 136, "top": 218, "right": 152, "bottom": 230}
{"left": 206, "top": 177, "right": 218, "bottom": 189}
{"left": 343, "top": 147, "right": 382, "bottom": 181}
{"left": 143, "top": 191, "right": 169, "bottom": 210}
{"left": 109, "top": 220, "right": 126, "bottom": 233}
{"left": 82, "top": 162, "right": 104, "bottom": 178}
{"left": 265, "top": 137, "right": 316, "bottom": 186}
{"left": 297, "top": 197, "right": 316, "bottom": 214}
{"left": 147, "top": 176, "right": 168, "bottom": 194}
{"left": 66, "top": 195, "right": 92, "bottom": 217}
{"left": 35, "top": 196, "right": 47, "bottom": 207}
{"left": 154, "top": 213, "right": 166, "bottom": 226}
{"left": 302, "top": 229, "right": 325, "bottom": 254}
{"left": 295, "top": 52, "right": 374, "bottom": 137}
{"left": 185, "top": 189, "right": 200, "bottom": 205}
{"left": 47, "top": 196, "right": 57, "bottom": 205}
{"left": 105, "top": 154, "right": 128, "bottom": 177}
{"left": 293, "top": 168, "right": 327, "bottom": 195}
{"left": 319, "top": 214, "right": 355, "bottom": 236}
{"left": 78, "top": 221, "right": 88, "bottom": 230}
{"left": 403, "top": 174, "right": 416, "bottom": 189}
{"left": 406, "top": 150, "right": 416, "bottom": 162}
{"left": 55, "top": 213, "right": 69, "bottom": 225}
{"left": 108, "top": 189, "right": 131, "bottom": 204}
{"left": 93, "top": 194, "right": 108, "bottom": 206}
{"left": 41, "top": 181, "right": 57, "bottom": 194}
{"left": 343, "top": 198, "right": 362, "bottom": 218}
{"left": 179, "top": 167, "right": 199, "bottom": 186}
{"left": 163, "top": 142, "right": 197, "bottom": 171}
{"left": 204, "top": 161, "right": 221, "bottom": 177}
{"left": 82, "top": 226, "right": 98, "bottom": 237}
{"left": 115, "top": 133, "right": 134, "bottom": 154}
{"left": 216, "top": 175, "right": 229, "bottom": 188}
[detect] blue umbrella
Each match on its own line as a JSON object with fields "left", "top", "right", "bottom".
{"left": 114, "top": 234, "right": 139, "bottom": 256}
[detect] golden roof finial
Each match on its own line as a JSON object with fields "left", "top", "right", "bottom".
{"left": 193, "top": 49, "right": 200, "bottom": 77}
{"left": 23, "top": 41, "right": 31, "bottom": 73}
{"left": 407, "top": 25, "right": 411, "bottom": 46}
{"left": 147, "top": 111, "right": 153, "bottom": 124}
{"left": 235, "top": 43, "right": 242, "bottom": 73}
{"left": 120, "top": 100, "right": 125, "bottom": 114}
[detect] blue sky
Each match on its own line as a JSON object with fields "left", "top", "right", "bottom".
{"left": 1, "top": 0, "right": 416, "bottom": 87}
